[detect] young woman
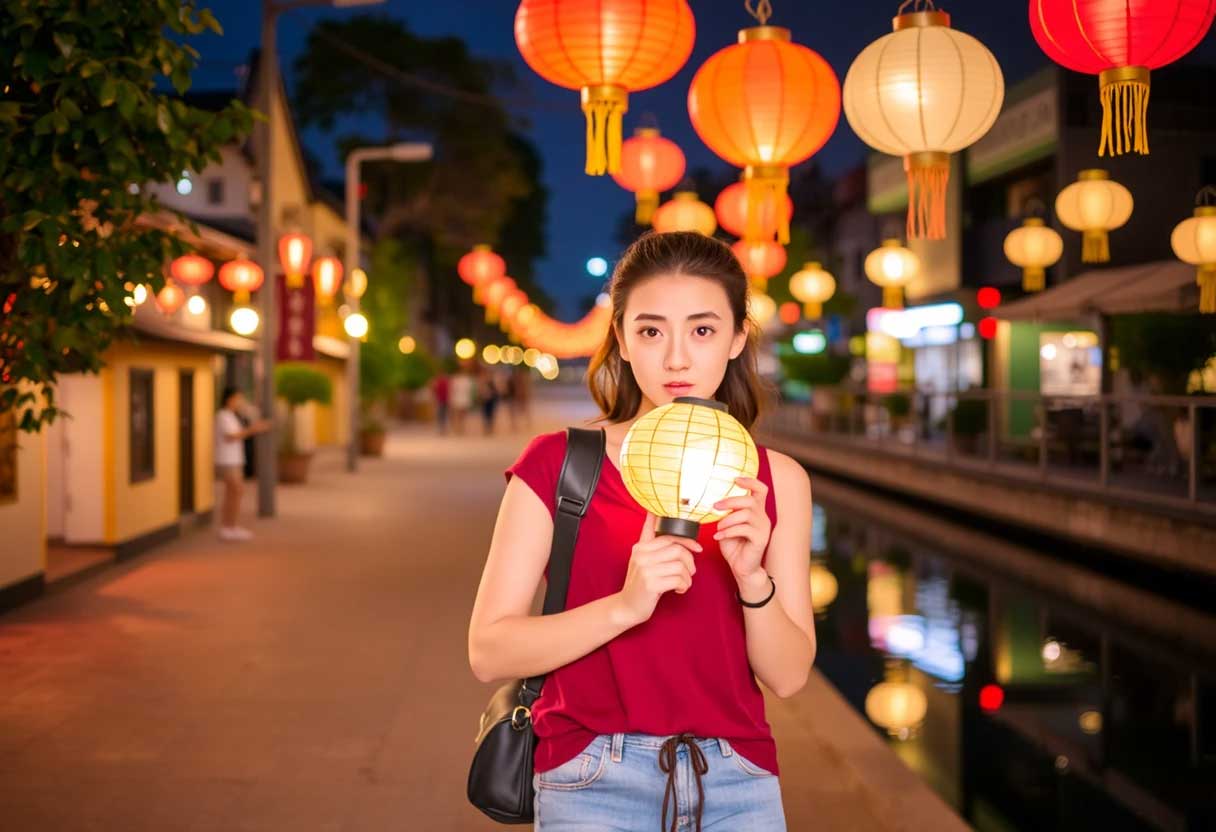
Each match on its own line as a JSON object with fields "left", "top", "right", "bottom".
{"left": 214, "top": 387, "right": 271, "bottom": 541}
{"left": 468, "top": 232, "right": 815, "bottom": 831}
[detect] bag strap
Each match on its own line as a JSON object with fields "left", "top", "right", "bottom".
{"left": 520, "top": 427, "right": 606, "bottom": 705}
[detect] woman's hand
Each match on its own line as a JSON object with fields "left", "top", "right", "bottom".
{"left": 614, "top": 513, "right": 701, "bottom": 628}
{"left": 712, "top": 477, "right": 773, "bottom": 592}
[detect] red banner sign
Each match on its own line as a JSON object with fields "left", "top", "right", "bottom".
{"left": 275, "top": 273, "right": 316, "bottom": 362}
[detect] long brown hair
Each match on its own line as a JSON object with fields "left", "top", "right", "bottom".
{"left": 586, "top": 231, "right": 772, "bottom": 428}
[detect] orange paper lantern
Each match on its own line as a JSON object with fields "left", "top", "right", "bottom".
{"left": 515, "top": 0, "right": 695, "bottom": 176}
{"left": 459, "top": 244, "right": 507, "bottom": 305}
{"left": 778, "top": 301, "right": 801, "bottom": 326}
{"left": 482, "top": 276, "right": 516, "bottom": 325}
{"left": 169, "top": 254, "right": 214, "bottom": 287}
{"left": 732, "top": 239, "right": 787, "bottom": 289}
{"left": 219, "top": 258, "right": 265, "bottom": 304}
{"left": 154, "top": 281, "right": 186, "bottom": 315}
{"left": 715, "top": 181, "right": 794, "bottom": 241}
{"left": 278, "top": 232, "right": 312, "bottom": 288}
{"left": 689, "top": 20, "right": 840, "bottom": 244}
{"left": 312, "top": 256, "right": 343, "bottom": 303}
{"left": 652, "top": 191, "right": 717, "bottom": 236}
{"left": 611, "top": 127, "right": 686, "bottom": 223}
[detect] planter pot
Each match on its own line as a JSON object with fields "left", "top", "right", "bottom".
{"left": 360, "top": 429, "right": 387, "bottom": 457}
{"left": 278, "top": 452, "right": 312, "bottom": 484}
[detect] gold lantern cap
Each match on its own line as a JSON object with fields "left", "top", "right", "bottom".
{"left": 634, "top": 126, "right": 660, "bottom": 138}
{"left": 674, "top": 395, "right": 727, "bottom": 412}
{"left": 1099, "top": 66, "right": 1149, "bottom": 88}
{"left": 893, "top": 10, "right": 950, "bottom": 31}
{"left": 804, "top": 261, "right": 822, "bottom": 270}
{"left": 1078, "top": 169, "right": 1109, "bottom": 181}
{"left": 473, "top": 243, "right": 491, "bottom": 251}
{"left": 739, "top": 26, "right": 791, "bottom": 43}
{"left": 673, "top": 191, "right": 699, "bottom": 200}
{"left": 1195, "top": 205, "right": 1216, "bottom": 218}
{"left": 1024, "top": 217, "right": 1046, "bottom": 227}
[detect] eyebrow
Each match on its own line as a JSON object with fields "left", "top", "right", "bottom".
{"left": 632, "top": 312, "right": 722, "bottom": 322}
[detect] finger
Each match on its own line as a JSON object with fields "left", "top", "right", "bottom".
{"left": 714, "top": 509, "right": 752, "bottom": 530}
{"left": 713, "top": 524, "right": 760, "bottom": 543}
{"left": 638, "top": 512, "right": 657, "bottom": 542}
{"left": 648, "top": 543, "right": 699, "bottom": 574}
{"left": 713, "top": 495, "right": 757, "bottom": 512}
{"left": 735, "top": 476, "right": 769, "bottom": 494}
{"left": 638, "top": 535, "right": 703, "bottom": 555}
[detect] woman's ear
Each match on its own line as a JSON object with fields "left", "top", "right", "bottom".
{"left": 729, "top": 321, "right": 750, "bottom": 360}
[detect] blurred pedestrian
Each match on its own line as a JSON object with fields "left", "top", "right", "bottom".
{"left": 432, "top": 369, "right": 451, "bottom": 436}
{"left": 508, "top": 363, "right": 532, "bottom": 431}
{"left": 477, "top": 363, "right": 501, "bottom": 435}
{"left": 449, "top": 362, "right": 475, "bottom": 436}
{"left": 214, "top": 387, "right": 271, "bottom": 542}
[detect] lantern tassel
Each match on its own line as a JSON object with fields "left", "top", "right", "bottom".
{"left": 1022, "top": 266, "right": 1045, "bottom": 293}
{"left": 749, "top": 275, "right": 767, "bottom": 293}
{"left": 1199, "top": 266, "right": 1216, "bottom": 314}
{"left": 744, "top": 167, "right": 790, "bottom": 244}
{"left": 1099, "top": 70, "right": 1150, "bottom": 157}
{"left": 1082, "top": 230, "right": 1109, "bottom": 264}
{"left": 804, "top": 301, "right": 822, "bottom": 319}
{"left": 636, "top": 191, "right": 659, "bottom": 225}
{"left": 904, "top": 153, "right": 949, "bottom": 240}
{"left": 581, "top": 86, "right": 628, "bottom": 176}
{"left": 883, "top": 286, "right": 903, "bottom": 309}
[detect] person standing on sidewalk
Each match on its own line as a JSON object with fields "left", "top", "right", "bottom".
{"left": 431, "top": 369, "right": 451, "bottom": 436}
{"left": 214, "top": 387, "right": 271, "bottom": 542}
{"left": 449, "top": 363, "right": 475, "bottom": 436}
{"left": 469, "top": 232, "right": 814, "bottom": 831}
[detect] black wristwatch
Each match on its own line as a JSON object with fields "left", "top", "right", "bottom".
{"left": 736, "top": 575, "right": 776, "bottom": 608}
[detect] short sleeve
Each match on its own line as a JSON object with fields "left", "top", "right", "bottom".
{"left": 504, "top": 430, "right": 568, "bottom": 519}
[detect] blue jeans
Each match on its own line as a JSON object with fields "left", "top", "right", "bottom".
{"left": 533, "top": 732, "right": 786, "bottom": 831}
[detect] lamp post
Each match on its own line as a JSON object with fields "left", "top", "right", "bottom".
{"left": 344, "top": 142, "right": 433, "bottom": 472}
{"left": 256, "top": 0, "right": 384, "bottom": 517}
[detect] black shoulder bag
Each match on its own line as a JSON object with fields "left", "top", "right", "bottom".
{"left": 467, "top": 426, "right": 606, "bottom": 824}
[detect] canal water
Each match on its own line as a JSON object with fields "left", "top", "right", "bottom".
{"left": 807, "top": 477, "right": 1216, "bottom": 831}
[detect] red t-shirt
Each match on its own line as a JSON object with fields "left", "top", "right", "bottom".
{"left": 504, "top": 429, "right": 780, "bottom": 776}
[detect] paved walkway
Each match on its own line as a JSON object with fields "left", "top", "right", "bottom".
{"left": 0, "top": 386, "right": 965, "bottom": 831}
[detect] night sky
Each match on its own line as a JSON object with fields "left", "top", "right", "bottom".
{"left": 189, "top": 1, "right": 1216, "bottom": 318}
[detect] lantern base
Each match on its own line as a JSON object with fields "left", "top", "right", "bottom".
{"left": 1022, "top": 267, "right": 1045, "bottom": 293}
{"left": 1082, "top": 230, "right": 1110, "bottom": 264}
{"left": 804, "top": 301, "right": 822, "bottom": 319}
{"left": 743, "top": 165, "right": 790, "bottom": 244}
{"left": 636, "top": 191, "right": 659, "bottom": 225}
{"left": 581, "top": 85, "right": 628, "bottom": 176}
{"left": 657, "top": 516, "right": 701, "bottom": 539}
{"left": 1098, "top": 67, "right": 1150, "bottom": 157}
{"left": 1199, "top": 267, "right": 1216, "bottom": 314}
{"left": 672, "top": 395, "right": 727, "bottom": 411}
{"left": 904, "top": 152, "right": 949, "bottom": 240}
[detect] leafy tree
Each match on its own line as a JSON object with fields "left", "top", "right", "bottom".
{"left": 1109, "top": 313, "right": 1216, "bottom": 394}
{"left": 0, "top": 0, "right": 253, "bottom": 431}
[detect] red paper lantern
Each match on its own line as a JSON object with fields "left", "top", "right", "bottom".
{"left": 778, "top": 302, "right": 801, "bottom": 326}
{"left": 977, "top": 287, "right": 1001, "bottom": 310}
{"left": 1030, "top": 0, "right": 1215, "bottom": 156}
{"left": 515, "top": 0, "right": 695, "bottom": 175}
{"left": 499, "top": 288, "right": 529, "bottom": 332}
{"left": 977, "top": 316, "right": 998, "bottom": 340}
{"left": 689, "top": 20, "right": 839, "bottom": 244}
{"left": 312, "top": 256, "right": 343, "bottom": 303}
{"left": 169, "top": 254, "right": 214, "bottom": 287}
{"left": 482, "top": 276, "right": 516, "bottom": 325}
{"left": 278, "top": 232, "right": 312, "bottom": 288}
{"left": 732, "top": 239, "right": 787, "bottom": 289}
{"left": 611, "top": 127, "right": 686, "bottom": 224}
{"left": 715, "top": 181, "right": 794, "bottom": 241}
{"left": 979, "top": 684, "right": 1005, "bottom": 712}
{"left": 219, "top": 258, "right": 265, "bottom": 304}
{"left": 154, "top": 281, "right": 186, "bottom": 315}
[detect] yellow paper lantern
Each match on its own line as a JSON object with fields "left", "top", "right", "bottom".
{"left": 843, "top": 7, "right": 1003, "bottom": 240}
{"left": 1170, "top": 196, "right": 1216, "bottom": 314}
{"left": 747, "top": 291, "right": 777, "bottom": 328}
{"left": 1055, "top": 169, "right": 1133, "bottom": 263}
{"left": 865, "top": 680, "right": 928, "bottom": 737}
{"left": 651, "top": 191, "right": 717, "bottom": 236}
{"left": 865, "top": 239, "right": 919, "bottom": 309}
{"left": 1003, "top": 218, "right": 1064, "bottom": 292}
{"left": 809, "top": 562, "right": 839, "bottom": 615}
{"left": 619, "top": 397, "right": 759, "bottom": 538}
{"left": 788, "top": 262, "right": 836, "bottom": 319}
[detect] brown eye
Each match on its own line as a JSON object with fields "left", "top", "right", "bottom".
{"left": 695, "top": 326, "right": 715, "bottom": 336}
{"left": 638, "top": 327, "right": 660, "bottom": 338}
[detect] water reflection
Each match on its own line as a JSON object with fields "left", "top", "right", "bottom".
{"left": 809, "top": 493, "right": 1216, "bottom": 830}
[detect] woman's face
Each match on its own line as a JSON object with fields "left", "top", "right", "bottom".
{"left": 617, "top": 272, "right": 749, "bottom": 410}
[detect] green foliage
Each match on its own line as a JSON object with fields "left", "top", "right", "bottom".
{"left": 359, "top": 339, "right": 399, "bottom": 405}
{"left": 275, "top": 364, "right": 333, "bottom": 407}
{"left": 400, "top": 346, "right": 436, "bottom": 391}
{"left": 1109, "top": 313, "right": 1216, "bottom": 395}
{"left": 778, "top": 350, "right": 852, "bottom": 386}
{"left": 0, "top": 0, "right": 254, "bottom": 431}
{"left": 951, "top": 398, "right": 988, "bottom": 436}
{"left": 883, "top": 393, "right": 911, "bottom": 419}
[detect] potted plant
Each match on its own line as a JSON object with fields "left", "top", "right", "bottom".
{"left": 358, "top": 340, "right": 399, "bottom": 457}
{"left": 950, "top": 398, "right": 988, "bottom": 453}
{"left": 274, "top": 363, "right": 332, "bottom": 483}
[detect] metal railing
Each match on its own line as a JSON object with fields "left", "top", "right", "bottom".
{"left": 760, "top": 387, "right": 1216, "bottom": 510}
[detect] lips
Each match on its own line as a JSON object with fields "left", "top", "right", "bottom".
{"left": 664, "top": 382, "right": 693, "bottom": 393}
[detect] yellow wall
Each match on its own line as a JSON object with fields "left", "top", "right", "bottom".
{"left": 0, "top": 386, "right": 46, "bottom": 590}
{"left": 313, "top": 356, "right": 348, "bottom": 446}
{"left": 103, "top": 341, "right": 217, "bottom": 544}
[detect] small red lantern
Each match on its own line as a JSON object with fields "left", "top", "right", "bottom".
{"left": 716, "top": 181, "right": 793, "bottom": 241}
{"left": 977, "top": 287, "right": 1001, "bottom": 310}
{"left": 979, "top": 684, "right": 1004, "bottom": 712}
{"left": 778, "top": 301, "right": 801, "bottom": 326}
{"left": 219, "top": 258, "right": 265, "bottom": 304}
{"left": 731, "top": 239, "right": 787, "bottom": 290}
{"left": 312, "top": 256, "right": 343, "bottom": 303}
{"left": 611, "top": 127, "right": 686, "bottom": 224}
{"left": 155, "top": 281, "right": 186, "bottom": 315}
{"left": 977, "top": 316, "right": 998, "bottom": 340}
{"left": 482, "top": 276, "right": 516, "bottom": 325}
{"left": 458, "top": 245, "right": 507, "bottom": 304}
{"left": 278, "top": 232, "right": 312, "bottom": 288}
{"left": 499, "top": 289, "right": 529, "bottom": 331}
{"left": 169, "top": 254, "right": 215, "bottom": 287}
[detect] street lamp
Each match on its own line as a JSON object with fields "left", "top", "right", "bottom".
{"left": 344, "top": 141, "right": 433, "bottom": 472}
{"left": 256, "top": 0, "right": 386, "bottom": 517}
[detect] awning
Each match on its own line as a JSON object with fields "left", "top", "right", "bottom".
{"left": 313, "top": 335, "right": 350, "bottom": 360}
{"left": 132, "top": 312, "right": 257, "bottom": 352}
{"left": 996, "top": 260, "right": 1199, "bottom": 321}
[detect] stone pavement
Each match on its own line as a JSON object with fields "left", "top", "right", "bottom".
{"left": 0, "top": 385, "right": 965, "bottom": 831}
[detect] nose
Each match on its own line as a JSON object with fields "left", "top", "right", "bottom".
{"left": 664, "top": 334, "right": 690, "bottom": 372}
